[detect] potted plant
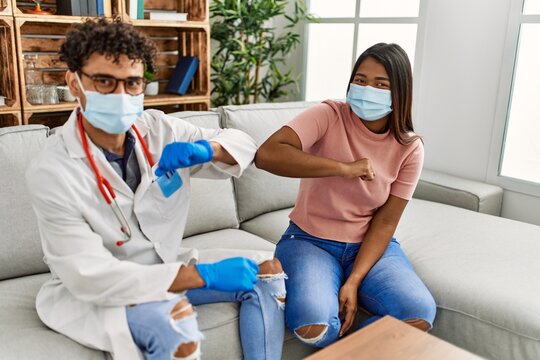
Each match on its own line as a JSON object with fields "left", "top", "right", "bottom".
{"left": 210, "top": 0, "right": 316, "bottom": 106}
{"left": 144, "top": 65, "right": 159, "bottom": 96}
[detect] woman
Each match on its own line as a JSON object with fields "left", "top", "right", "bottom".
{"left": 255, "top": 43, "right": 436, "bottom": 347}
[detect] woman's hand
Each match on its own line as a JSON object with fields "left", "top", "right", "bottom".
{"left": 338, "top": 281, "right": 359, "bottom": 336}
{"left": 342, "top": 158, "right": 375, "bottom": 181}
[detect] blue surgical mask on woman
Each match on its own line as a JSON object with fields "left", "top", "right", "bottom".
{"left": 75, "top": 73, "right": 144, "bottom": 134}
{"left": 346, "top": 83, "right": 392, "bottom": 121}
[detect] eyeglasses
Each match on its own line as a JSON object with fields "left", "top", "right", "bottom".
{"left": 78, "top": 70, "right": 148, "bottom": 96}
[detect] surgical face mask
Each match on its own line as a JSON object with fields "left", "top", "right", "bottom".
{"left": 75, "top": 73, "right": 144, "bottom": 134}
{"left": 346, "top": 83, "right": 392, "bottom": 121}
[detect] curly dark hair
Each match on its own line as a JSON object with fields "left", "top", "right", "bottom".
{"left": 59, "top": 17, "right": 157, "bottom": 74}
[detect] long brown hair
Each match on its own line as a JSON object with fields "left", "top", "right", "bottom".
{"left": 347, "top": 43, "right": 420, "bottom": 145}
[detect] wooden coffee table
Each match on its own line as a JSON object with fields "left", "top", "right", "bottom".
{"left": 304, "top": 316, "right": 483, "bottom": 360}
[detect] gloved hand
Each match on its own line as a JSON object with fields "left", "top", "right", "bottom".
{"left": 195, "top": 257, "right": 259, "bottom": 292}
{"left": 155, "top": 140, "right": 214, "bottom": 177}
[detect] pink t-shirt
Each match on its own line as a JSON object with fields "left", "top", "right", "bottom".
{"left": 287, "top": 100, "right": 424, "bottom": 243}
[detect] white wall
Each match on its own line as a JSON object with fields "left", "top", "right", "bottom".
{"left": 414, "top": 0, "right": 510, "bottom": 181}
{"left": 273, "top": 1, "right": 306, "bottom": 102}
{"left": 292, "top": 0, "right": 540, "bottom": 226}
{"left": 414, "top": 0, "right": 540, "bottom": 226}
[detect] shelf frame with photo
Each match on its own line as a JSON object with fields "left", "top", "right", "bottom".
{"left": 0, "top": 16, "right": 21, "bottom": 113}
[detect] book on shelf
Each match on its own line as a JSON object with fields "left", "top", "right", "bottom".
{"left": 88, "top": 0, "right": 98, "bottom": 16}
{"left": 96, "top": 0, "right": 104, "bottom": 16}
{"left": 56, "top": 0, "right": 81, "bottom": 15}
{"left": 80, "top": 0, "right": 88, "bottom": 16}
{"left": 103, "top": 0, "right": 112, "bottom": 17}
{"left": 125, "top": 0, "right": 145, "bottom": 19}
{"left": 137, "top": 0, "right": 144, "bottom": 19}
{"left": 166, "top": 56, "right": 199, "bottom": 96}
{"left": 127, "top": 0, "right": 137, "bottom": 19}
{"left": 57, "top": 0, "right": 109, "bottom": 16}
{"left": 144, "top": 11, "right": 188, "bottom": 21}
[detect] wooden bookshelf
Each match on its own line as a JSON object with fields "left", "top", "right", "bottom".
{"left": 122, "top": 0, "right": 207, "bottom": 24}
{"left": 0, "top": 0, "right": 13, "bottom": 15}
{"left": 127, "top": 1, "right": 210, "bottom": 109}
{"left": 15, "top": 19, "right": 74, "bottom": 112}
{"left": 0, "top": 0, "right": 210, "bottom": 128}
{"left": 150, "top": 101, "right": 209, "bottom": 113}
{"left": 24, "top": 109, "right": 70, "bottom": 127}
{"left": 0, "top": 110, "right": 22, "bottom": 126}
{"left": 12, "top": 0, "right": 122, "bottom": 18}
{"left": 0, "top": 16, "right": 20, "bottom": 113}
{"left": 136, "top": 24, "right": 209, "bottom": 98}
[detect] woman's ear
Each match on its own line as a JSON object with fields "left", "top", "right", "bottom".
{"left": 65, "top": 71, "right": 81, "bottom": 98}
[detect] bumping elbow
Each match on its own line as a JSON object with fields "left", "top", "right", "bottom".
{"left": 255, "top": 142, "right": 284, "bottom": 171}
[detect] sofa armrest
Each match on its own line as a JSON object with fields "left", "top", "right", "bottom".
{"left": 412, "top": 169, "right": 503, "bottom": 216}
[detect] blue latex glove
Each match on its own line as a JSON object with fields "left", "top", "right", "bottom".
{"left": 155, "top": 140, "right": 214, "bottom": 177}
{"left": 195, "top": 257, "right": 259, "bottom": 292}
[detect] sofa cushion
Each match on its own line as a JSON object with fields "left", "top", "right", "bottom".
{"left": 396, "top": 199, "right": 540, "bottom": 360}
{"left": 183, "top": 228, "right": 276, "bottom": 263}
{"left": 4, "top": 239, "right": 298, "bottom": 359}
{"left": 183, "top": 228, "right": 276, "bottom": 253}
{"left": 0, "top": 125, "right": 50, "bottom": 280}
{"left": 240, "top": 208, "right": 293, "bottom": 245}
{"left": 0, "top": 270, "right": 312, "bottom": 360}
{"left": 220, "top": 101, "right": 316, "bottom": 222}
{"left": 0, "top": 273, "right": 107, "bottom": 359}
{"left": 414, "top": 169, "right": 504, "bottom": 216}
{"left": 166, "top": 111, "right": 239, "bottom": 237}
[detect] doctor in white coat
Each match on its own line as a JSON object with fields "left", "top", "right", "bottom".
{"left": 26, "top": 18, "right": 286, "bottom": 360}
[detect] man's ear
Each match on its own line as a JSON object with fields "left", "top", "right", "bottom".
{"left": 65, "top": 71, "right": 81, "bottom": 98}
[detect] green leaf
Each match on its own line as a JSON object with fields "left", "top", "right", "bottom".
{"left": 143, "top": 64, "right": 154, "bottom": 81}
{"left": 211, "top": 0, "right": 315, "bottom": 105}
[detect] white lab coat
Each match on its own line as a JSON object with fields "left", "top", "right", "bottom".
{"left": 26, "top": 109, "right": 269, "bottom": 359}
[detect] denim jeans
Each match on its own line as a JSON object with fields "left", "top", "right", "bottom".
{"left": 275, "top": 222, "right": 436, "bottom": 348}
{"left": 126, "top": 273, "right": 286, "bottom": 360}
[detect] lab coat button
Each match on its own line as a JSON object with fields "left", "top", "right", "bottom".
{"left": 153, "top": 242, "right": 161, "bottom": 250}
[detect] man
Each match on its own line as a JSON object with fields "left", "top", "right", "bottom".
{"left": 26, "top": 18, "right": 285, "bottom": 360}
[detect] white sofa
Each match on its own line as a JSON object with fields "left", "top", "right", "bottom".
{"left": 1, "top": 101, "right": 539, "bottom": 360}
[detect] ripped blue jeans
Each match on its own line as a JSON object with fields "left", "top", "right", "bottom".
{"left": 126, "top": 273, "right": 287, "bottom": 360}
{"left": 275, "top": 222, "right": 436, "bottom": 348}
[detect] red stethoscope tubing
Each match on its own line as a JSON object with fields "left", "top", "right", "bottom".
{"left": 77, "top": 111, "right": 154, "bottom": 246}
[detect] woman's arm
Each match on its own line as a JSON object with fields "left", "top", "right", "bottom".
{"left": 255, "top": 126, "right": 375, "bottom": 180}
{"left": 338, "top": 194, "right": 409, "bottom": 335}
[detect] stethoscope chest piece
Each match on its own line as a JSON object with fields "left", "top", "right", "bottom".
{"left": 77, "top": 111, "right": 154, "bottom": 246}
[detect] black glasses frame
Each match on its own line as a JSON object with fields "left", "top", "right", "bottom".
{"left": 78, "top": 70, "right": 148, "bottom": 96}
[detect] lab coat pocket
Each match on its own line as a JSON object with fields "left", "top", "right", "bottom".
{"left": 149, "top": 170, "right": 184, "bottom": 220}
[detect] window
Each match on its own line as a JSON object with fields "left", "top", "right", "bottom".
{"left": 498, "top": 1, "right": 540, "bottom": 186}
{"left": 304, "top": 0, "right": 423, "bottom": 101}
{"left": 523, "top": 0, "right": 540, "bottom": 14}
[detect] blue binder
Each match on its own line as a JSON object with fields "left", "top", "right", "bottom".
{"left": 97, "top": 0, "right": 104, "bottom": 16}
{"left": 166, "top": 56, "right": 199, "bottom": 96}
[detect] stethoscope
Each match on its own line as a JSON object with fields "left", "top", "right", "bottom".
{"left": 77, "top": 110, "right": 155, "bottom": 247}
